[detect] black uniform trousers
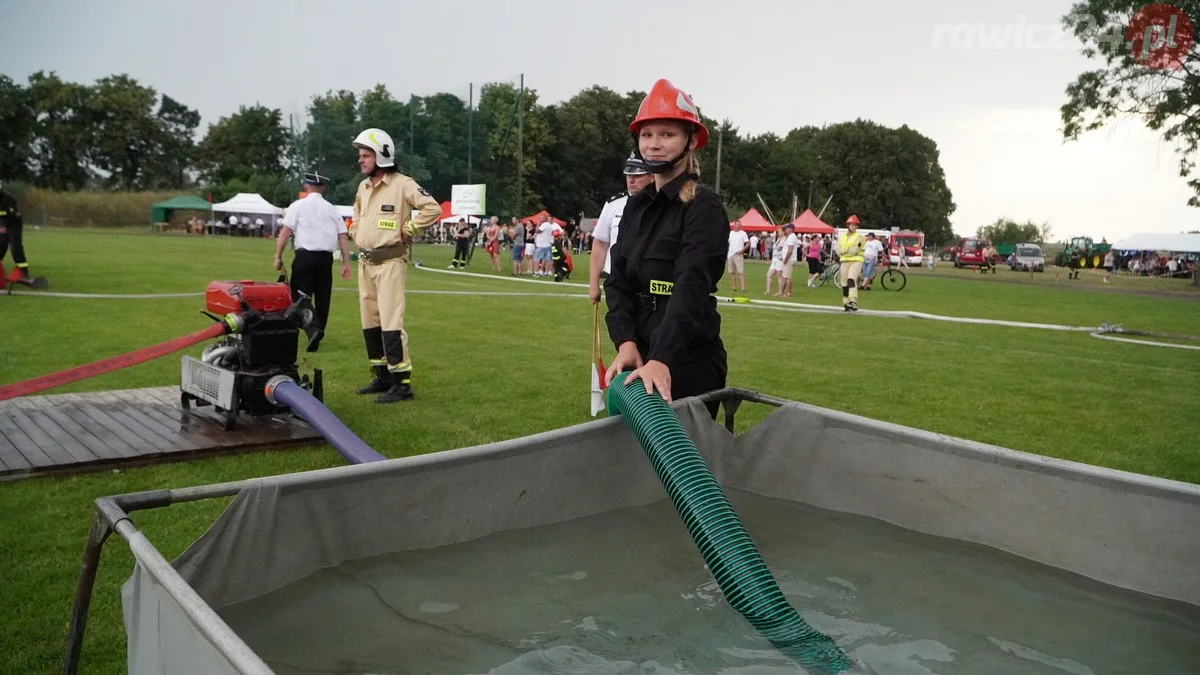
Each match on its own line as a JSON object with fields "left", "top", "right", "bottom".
{"left": 452, "top": 237, "right": 471, "bottom": 268}
{"left": 290, "top": 249, "right": 333, "bottom": 330}
{"left": 0, "top": 212, "right": 27, "bottom": 270}
{"left": 632, "top": 304, "right": 727, "bottom": 420}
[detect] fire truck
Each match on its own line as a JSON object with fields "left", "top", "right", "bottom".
{"left": 887, "top": 230, "right": 925, "bottom": 265}
{"left": 838, "top": 228, "right": 925, "bottom": 265}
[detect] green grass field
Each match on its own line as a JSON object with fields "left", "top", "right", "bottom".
{"left": 1, "top": 229, "right": 1198, "bottom": 675}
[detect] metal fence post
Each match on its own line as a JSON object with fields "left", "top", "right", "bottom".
{"left": 61, "top": 506, "right": 114, "bottom": 675}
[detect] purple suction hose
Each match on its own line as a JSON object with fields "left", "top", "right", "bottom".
{"left": 267, "top": 378, "right": 386, "bottom": 464}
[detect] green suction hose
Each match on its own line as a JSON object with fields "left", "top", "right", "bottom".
{"left": 607, "top": 373, "right": 857, "bottom": 674}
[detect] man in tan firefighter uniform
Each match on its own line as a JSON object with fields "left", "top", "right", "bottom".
{"left": 350, "top": 128, "right": 442, "bottom": 403}
{"left": 836, "top": 214, "right": 866, "bottom": 312}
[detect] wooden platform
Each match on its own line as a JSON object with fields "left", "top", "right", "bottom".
{"left": 0, "top": 386, "right": 323, "bottom": 481}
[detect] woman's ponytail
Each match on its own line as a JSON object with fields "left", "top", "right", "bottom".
{"left": 679, "top": 154, "right": 701, "bottom": 203}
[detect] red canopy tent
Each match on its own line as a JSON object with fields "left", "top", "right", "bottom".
{"left": 520, "top": 210, "right": 567, "bottom": 227}
{"left": 788, "top": 209, "right": 835, "bottom": 234}
{"left": 729, "top": 208, "right": 775, "bottom": 233}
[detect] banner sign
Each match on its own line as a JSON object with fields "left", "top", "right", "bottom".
{"left": 451, "top": 184, "right": 487, "bottom": 215}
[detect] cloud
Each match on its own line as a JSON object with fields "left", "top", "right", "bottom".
{"left": 939, "top": 108, "right": 1195, "bottom": 239}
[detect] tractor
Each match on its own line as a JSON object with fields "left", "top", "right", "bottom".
{"left": 1054, "top": 236, "right": 1111, "bottom": 269}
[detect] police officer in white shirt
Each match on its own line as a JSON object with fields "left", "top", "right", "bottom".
{"left": 274, "top": 171, "right": 352, "bottom": 352}
{"left": 588, "top": 152, "right": 653, "bottom": 303}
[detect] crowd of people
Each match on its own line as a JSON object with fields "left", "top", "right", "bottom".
{"left": 1111, "top": 251, "right": 1197, "bottom": 279}
{"left": 427, "top": 202, "right": 901, "bottom": 315}
{"left": 432, "top": 215, "right": 600, "bottom": 275}
{"left": 173, "top": 215, "right": 289, "bottom": 237}
{"left": 722, "top": 215, "right": 891, "bottom": 310}
{"left": 438, "top": 213, "right": 580, "bottom": 279}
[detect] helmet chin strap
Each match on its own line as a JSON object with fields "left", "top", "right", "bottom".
{"left": 369, "top": 161, "right": 395, "bottom": 178}
{"left": 633, "top": 129, "right": 694, "bottom": 175}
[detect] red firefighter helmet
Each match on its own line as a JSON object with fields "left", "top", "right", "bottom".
{"left": 846, "top": 214, "right": 860, "bottom": 225}
{"left": 630, "top": 79, "right": 710, "bottom": 150}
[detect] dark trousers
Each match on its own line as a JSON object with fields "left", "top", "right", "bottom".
{"left": 0, "top": 217, "right": 27, "bottom": 270}
{"left": 291, "top": 249, "right": 333, "bottom": 330}
{"left": 631, "top": 345, "right": 727, "bottom": 420}
{"left": 452, "top": 238, "right": 471, "bottom": 267}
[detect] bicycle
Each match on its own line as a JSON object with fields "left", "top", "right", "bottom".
{"left": 873, "top": 255, "right": 907, "bottom": 291}
{"left": 812, "top": 258, "right": 840, "bottom": 288}
{"left": 814, "top": 255, "right": 907, "bottom": 291}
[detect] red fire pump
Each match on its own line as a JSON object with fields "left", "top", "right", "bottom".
{"left": 181, "top": 280, "right": 323, "bottom": 429}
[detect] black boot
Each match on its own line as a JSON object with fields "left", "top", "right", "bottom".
{"left": 304, "top": 324, "right": 324, "bottom": 353}
{"left": 375, "top": 371, "right": 414, "bottom": 404}
{"left": 356, "top": 365, "right": 390, "bottom": 395}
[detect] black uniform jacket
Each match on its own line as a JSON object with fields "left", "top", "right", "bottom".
{"left": 604, "top": 171, "right": 728, "bottom": 372}
{"left": 0, "top": 190, "right": 21, "bottom": 232}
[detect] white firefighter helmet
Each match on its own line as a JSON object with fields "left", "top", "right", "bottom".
{"left": 352, "top": 128, "right": 396, "bottom": 168}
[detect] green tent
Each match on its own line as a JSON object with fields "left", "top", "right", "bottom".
{"left": 150, "top": 196, "right": 212, "bottom": 223}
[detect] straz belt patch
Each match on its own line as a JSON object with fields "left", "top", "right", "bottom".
{"left": 649, "top": 280, "right": 674, "bottom": 295}
{"left": 377, "top": 219, "right": 398, "bottom": 230}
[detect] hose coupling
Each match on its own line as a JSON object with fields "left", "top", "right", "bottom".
{"left": 263, "top": 375, "right": 294, "bottom": 406}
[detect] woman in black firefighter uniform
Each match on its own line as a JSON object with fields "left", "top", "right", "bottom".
{"left": 0, "top": 183, "right": 41, "bottom": 286}
{"left": 604, "top": 79, "right": 728, "bottom": 419}
{"left": 450, "top": 218, "right": 471, "bottom": 268}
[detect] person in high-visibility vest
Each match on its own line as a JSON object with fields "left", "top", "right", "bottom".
{"left": 835, "top": 214, "right": 866, "bottom": 312}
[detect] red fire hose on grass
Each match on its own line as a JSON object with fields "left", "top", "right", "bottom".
{"left": 0, "top": 323, "right": 228, "bottom": 402}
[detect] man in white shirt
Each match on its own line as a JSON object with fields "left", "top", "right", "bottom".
{"left": 766, "top": 230, "right": 785, "bottom": 295}
{"left": 861, "top": 232, "right": 886, "bottom": 290}
{"left": 749, "top": 233, "right": 759, "bottom": 259}
{"left": 274, "top": 172, "right": 352, "bottom": 352}
{"left": 727, "top": 219, "right": 751, "bottom": 293}
{"left": 534, "top": 214, "right": 556, "bottom": 276}
{"left": 588, "top": 152, "right": 653, "bottom": 303}
{"left": 778, "top": 223, "right": 798, "bottom": 297}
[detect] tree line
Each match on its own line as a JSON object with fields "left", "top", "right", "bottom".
{"left": 975, "top": 218, "right": 1054, "bottom": 245}
{"left": 1, "top": 71, "right": 962, "bottom": 243}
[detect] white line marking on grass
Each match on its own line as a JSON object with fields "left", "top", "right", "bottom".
{"left": 10, "top": 264, "right": 1199, "bottom": 351}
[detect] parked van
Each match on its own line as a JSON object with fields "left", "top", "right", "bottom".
{"left": 1010, "top": 243, "right": 1046, "bottom": 272}
{"left": 954, "top": 238, "right": 989, "bottom": 268}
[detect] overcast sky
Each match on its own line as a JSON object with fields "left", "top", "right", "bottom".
{"left": 3, "top": 0, "right": 1196, "bottom": 241}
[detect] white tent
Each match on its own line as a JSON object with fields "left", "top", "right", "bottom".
{"left": 335, "top": 205, "right": 353, "bottom": 219}
{"left": 1112, "top": 233, "right": 1200, "bottom": 253}
{"left": 211, "top": 193, "right": 283, "bottom": 216}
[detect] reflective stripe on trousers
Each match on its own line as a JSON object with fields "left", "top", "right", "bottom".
{"left": 359, "top": 259, "right": 411, "bottom": 372}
